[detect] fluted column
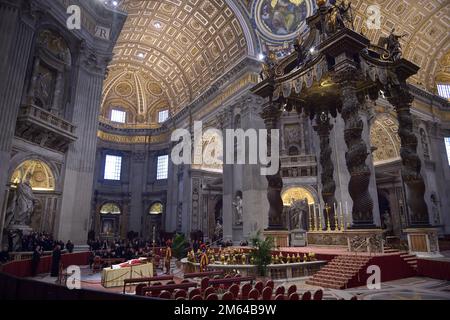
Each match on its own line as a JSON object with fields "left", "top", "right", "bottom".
{"left": 314, "top": 111, "right": 336, "bottom": 230}
{"left": 56, "top": 47, "right": 109, "bottom": 245}
{"left": 0, "top": 1, "right": 36, "bottom": 233}
{"left": 337, "top": 69, "right": 374, "bottom": 228}
{"left": 260, "top": 102, "right": 283, "bottom": 230}
{"left": 388, "top": 85, "right": 429, "bottom": 226}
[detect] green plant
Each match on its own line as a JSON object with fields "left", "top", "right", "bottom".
{"left": 172, "top": 233, "right": 188, "bottom": 260}
{"left": 249, "top": 231, "right": 275, "bottom": 277}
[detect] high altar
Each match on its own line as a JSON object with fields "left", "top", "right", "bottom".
{"left": 252, "top": 0, "right": 438, "bottom": 255}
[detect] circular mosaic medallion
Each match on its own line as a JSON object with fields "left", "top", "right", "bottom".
{"left": 254, "top": 0, "right": 313, "bottom": 41}
{"left": 147, "top": 82, "right": 163, "bottom": 96}
{"left": 115, "top": 82, "right": 133, "bottom": 97}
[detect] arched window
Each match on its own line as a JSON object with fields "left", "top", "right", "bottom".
{"left": 10, "top": 160, "right": 55, "bottom": 191}
{"left": 100, "top": 203, "right": 121, "bottom": 215}
{"left": 288, "top": 146, "right": 300, "bottom": 156}
{"left": 281, "top": 187, "right": 315, "bottom": 206}
{"left": 149, "top": 202, "right": 163, "bottom": 215}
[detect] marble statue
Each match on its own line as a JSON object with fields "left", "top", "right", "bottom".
{"left": 380, "top": 28, "right": 406, "bottom": 61}
{"left": 5, "top": 175, "right": 36, "bottom": 228}
{"left": 214, "top": 220, "right": 223, "bottom": 241}
{"left": 382, "top": 211, "right": 393, "bottom": 234}
{"left": 289, "top": 198, "right": 308, "bottom": 230}
{"left": 233, "top": 194, "right": 243, "bottom": 225}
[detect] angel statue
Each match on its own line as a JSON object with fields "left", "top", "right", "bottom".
{"left": 379, "top": 28, "right": 407, "bottom": 61}
{"left": 327, "top": 0, "right": 353, "bottom": 34}
{"left": 5, "top": 174, "right": 36, "bottom": 228}
{"left": 260, "top": 50, "right": 277, "bottom": 81}
{"left": 293, "top": 35, "right": 308, "bottom": 68}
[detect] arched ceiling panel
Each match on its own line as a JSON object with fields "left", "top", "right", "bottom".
{"left": 102, "top": 0, "right": 249, "bottom": 125}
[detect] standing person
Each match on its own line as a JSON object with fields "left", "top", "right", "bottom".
{"left": 66, "top": 240, "right": 74, "bottom": 253}
{"left": 50, "top": 244, "right": 61, "bottom": 277}
{"left": 164, "top": 240, "right": 172, "bottom": 275}
{"left": 31, "top": 245, "right": 42, "bottom": 277}
{"left": 199, "top": 244, "right": 209, "bottom": 272}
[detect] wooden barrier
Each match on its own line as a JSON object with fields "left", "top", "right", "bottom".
{"left": 122, "top": 275, "right": 174, "bottom": 293}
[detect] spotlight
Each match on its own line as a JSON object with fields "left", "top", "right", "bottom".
{"left": 309, "top": 47, "right": 315, "bottom": 54}
{"left": 154, "top": 21, "right": 162, "bottom": 29}
{"left": 258, "top": 53, "right": 265, "bottom": 61}
{"left": 137, "top": 53, "right": 145, "bottom": 59}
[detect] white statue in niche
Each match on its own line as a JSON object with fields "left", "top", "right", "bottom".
{"left": 5, "top": 174, "right": 36, "bottom": 228}
{"left": 233, "top": 191, "right": 243, "bottom": 225}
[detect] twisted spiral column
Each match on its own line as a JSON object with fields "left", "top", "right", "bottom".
{"left": 338, "top": 71, "right": 374, "bottom": 228}
{"left": 260, "top": 102, "right": 284, "bottom": 230}
{"left": 313, "top": 112, "right": 336, "bottom": 230}
{"left": 388, "top": 85, "right": 429, "bottom": 226}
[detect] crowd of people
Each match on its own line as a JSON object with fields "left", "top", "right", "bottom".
{"left": 18, "top": 232, "right": 73, "bottom": 253}
{"left": 0, "top": 232, "right": 74, "bottom": 265}
{"left": 87, "top": 238, "right": 161, "bottom": 263}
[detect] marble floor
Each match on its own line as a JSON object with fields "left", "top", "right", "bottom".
{"left": 30, "top": 264, "right": 450, "bottom": 300}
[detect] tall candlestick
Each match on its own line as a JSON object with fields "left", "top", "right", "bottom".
{"left": 333, "top": 202, "right": 339, "bottom": 231}
{"left": 308, "top": 204, "right": 313, "bottom": 231}
{"left": 339, "top": 202, "right": 344, "bottom": 231}
{"left": 345, "top": 201, "right": 350, "bottom": 228}
{"left": 315, "top": 204, "right": 319, "bottom": 231}
{"left": 319, "top": 203, "right": 323, "bottom": 231}
{"left": 325, "top": 204, "right": 331, "bottom": 232}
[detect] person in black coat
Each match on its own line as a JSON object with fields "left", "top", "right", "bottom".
{"left": 31, "top": 246, "right": 42, "bottom": 277}
{"left": 50, "top": 244, "right": 61, "bottom": 277}
{"left": 66, "top": 240, "right": 74, "bottom": 253}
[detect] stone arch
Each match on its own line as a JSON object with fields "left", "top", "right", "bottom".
{"left": 8, "top": 155, "right": 60, "bottom": 191}
{"left": 370, "top": 113, "right": 401, "bottom": 164}
{"left": 281, "top": 186, "right": 317, "bottom": 206}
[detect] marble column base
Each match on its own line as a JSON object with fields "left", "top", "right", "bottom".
{"left": 307, "top": 231, "right": 348, "bottom": 246}
{"left": 344, "top": 229, "right": 384, "bottom": 253}
{"left": 290, "top": 229, "right": 307, "bottom": 247}
{"left": 404, "top": 228, "right": 441, "bottom": 257}
{"left": 263, "top": 229, "right": 290, "bottom": 247}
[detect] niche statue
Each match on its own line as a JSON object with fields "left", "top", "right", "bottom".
{"left": 289, "top": 198, "right": 308, "bottom": 230}
{"left": 5, "top": 175, "right": 36, "bottom": 228}
{"left": 233, "top": 191, "right": 243, "bottom": 225}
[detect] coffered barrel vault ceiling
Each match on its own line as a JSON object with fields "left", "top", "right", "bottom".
{"left": 347, "top": 0, "right": 450, "bottom": 91}
{"left": 102, "top": 0, "right": 249, "bottom": 125}
{"left": 101, "top": 0, "right": 449, "bottom": 127}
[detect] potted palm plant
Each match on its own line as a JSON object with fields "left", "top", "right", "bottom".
{"left": 172, "top": 233, "right": 189, "bottom": 269}
{"left": 249, "top": 231, "right": 274, "bottom": 278}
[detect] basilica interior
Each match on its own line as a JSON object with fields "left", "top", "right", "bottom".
{"left": 0, "top": 0, "right": 450, "bottom": 301}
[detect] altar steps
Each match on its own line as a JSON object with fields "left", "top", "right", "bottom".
{"left": 384, "top": 247, "right": 418, "bottom": 271}
{"left": 305, "top": 255, "right": 371, "bottom": 290}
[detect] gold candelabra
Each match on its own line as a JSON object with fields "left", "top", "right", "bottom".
{"left": 309, "top": 205, "right": 314, "bottom": 232}
{"left": 317, "top": 205, "right": 322, "bottom": 231}
{"left": 325, "top": 205, "right": 331, "bottom": 232}
{"left": 340, "top": 203, "right": 345, "bottom": 231}
{"left": 334, "top": 203, "right": 339, "bottom": 232}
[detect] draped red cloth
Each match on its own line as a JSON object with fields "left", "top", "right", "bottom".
{"left": 417, "top": 258, "right": 450, "bottom": 281}
{"left": 1, "top": 252, "right": 90, "bottom": 277}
